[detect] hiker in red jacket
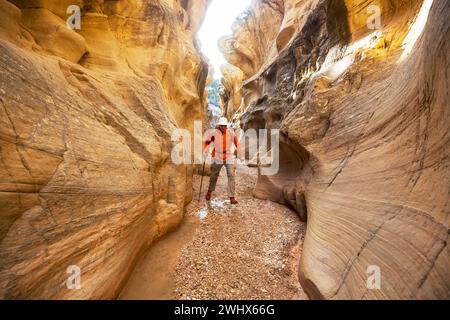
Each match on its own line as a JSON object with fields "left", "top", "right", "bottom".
{"left": 204, "top": 117, "right": 243, "bottom": 204}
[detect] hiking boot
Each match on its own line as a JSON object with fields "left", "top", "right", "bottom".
{"left": 205, "top": 192, "right": 212, "bottom": 201}
{"left": 230, "top": 197, "right": 239, "bottom": 205}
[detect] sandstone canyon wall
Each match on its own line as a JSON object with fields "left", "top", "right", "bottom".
{"left": 223, "top": 0, "right": 449, "bottom": 299}
{"left": 0, "top": 0, "right": 209, "bottom": 299}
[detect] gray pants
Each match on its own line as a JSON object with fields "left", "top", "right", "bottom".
{"left": 208, "top": 161, "right": 236, "bottom": 198}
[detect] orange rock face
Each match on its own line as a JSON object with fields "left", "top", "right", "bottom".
{"left": 0, "top": 0, "right": 209, "bottom": 299}
{"left": 223, "top": 0, "right": 449, "bottom": 299}
{"left": 220, "top": 64, "right": 244, "bottom": 118}
{"left": 218, "top": 0, "right": 284, "bottom": 117}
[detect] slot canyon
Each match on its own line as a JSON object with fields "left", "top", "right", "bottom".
{"left": 0, "top": 0, "right": 449, "bottom": 300}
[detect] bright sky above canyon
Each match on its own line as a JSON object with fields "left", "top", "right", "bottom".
{"left": 198, "top": 0, "right": 253, "bottom": 79}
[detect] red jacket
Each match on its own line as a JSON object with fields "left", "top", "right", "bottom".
{"left": 204, "top": 129, "right": 242, "bottom": 162}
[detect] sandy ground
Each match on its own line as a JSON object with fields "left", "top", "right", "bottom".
{"left": 120, "top": 165, "right": 307, "bottom": 300}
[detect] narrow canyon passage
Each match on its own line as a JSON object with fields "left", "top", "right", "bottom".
{"left": 0, "top": 0, "right": 448, "bottom": 301}
{"left": 120, "top": 165, "right": 307, "bottom": 300}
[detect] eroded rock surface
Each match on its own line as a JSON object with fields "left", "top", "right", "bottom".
{"left": 223, "top": 0, "right": 449, "bottom": 299}
{"left": 0, "top": 0, "right": 209, "bottom": 299}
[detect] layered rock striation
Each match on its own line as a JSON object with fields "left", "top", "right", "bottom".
{"left": 223, "top": 0, "right": 449, "bottom": 299}
{"left": 0, "top": 0, "right": 209, "bottom": 299}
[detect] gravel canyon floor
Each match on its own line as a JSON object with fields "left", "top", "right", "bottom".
{"left": 0, "top": 0, "right": 448, "bottom": 300}
{"left": 120, "top": 166, "right": 307, "bottom": 300}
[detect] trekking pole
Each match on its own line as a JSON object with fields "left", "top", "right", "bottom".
{"left": 199, "top": 157, "right": 206, "bottom": 201}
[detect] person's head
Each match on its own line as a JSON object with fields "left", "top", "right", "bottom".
{"left": 217, "top": 117, "right": 229, "bottom": 133}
